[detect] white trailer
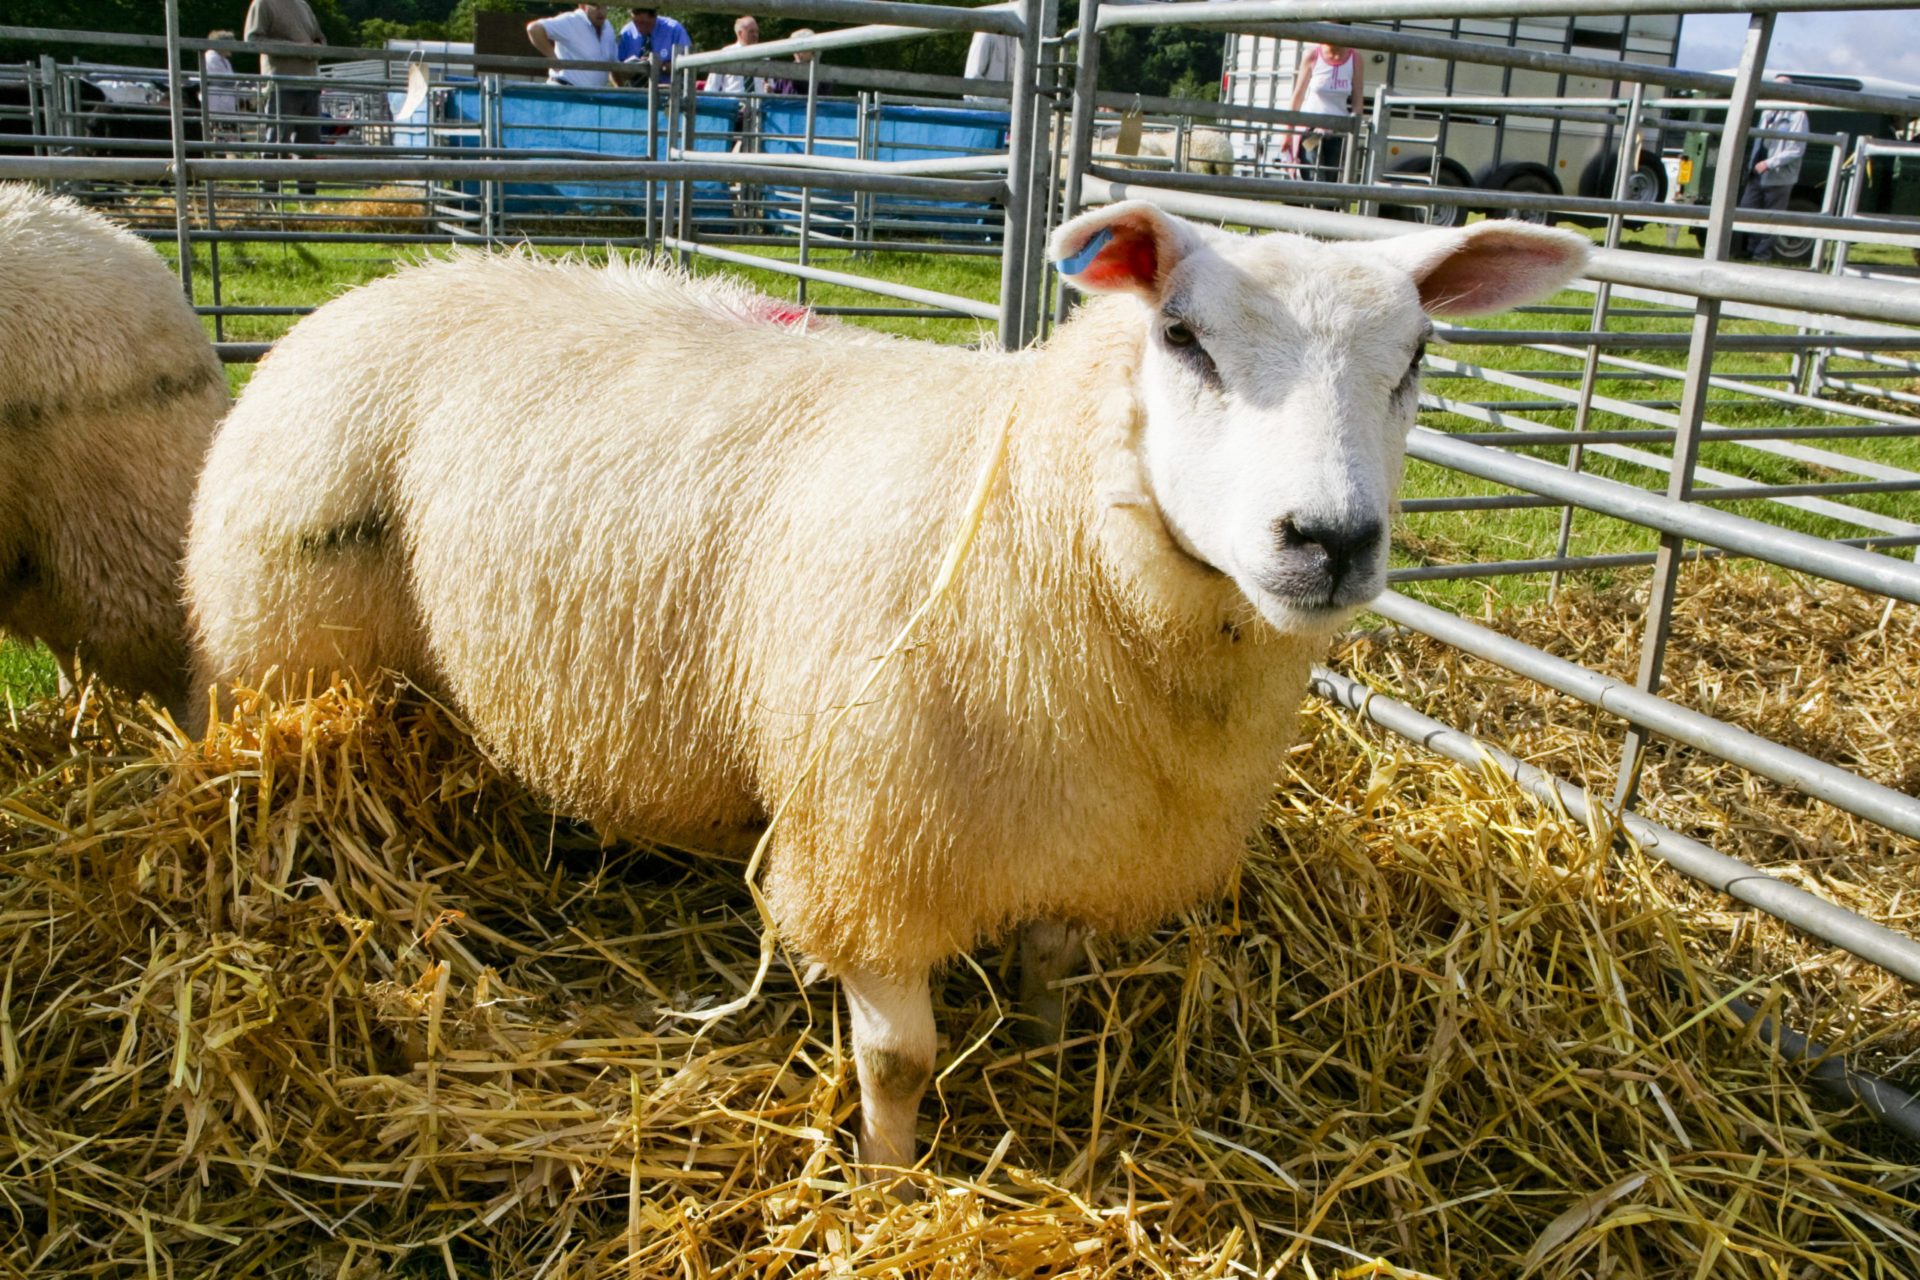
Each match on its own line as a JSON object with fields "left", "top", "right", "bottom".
{"left": 1223, "top": 16, "right": 1683, "bottom": 222}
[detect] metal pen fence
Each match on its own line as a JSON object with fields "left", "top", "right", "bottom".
{"left": 6, "top": 0, "right": 1920, "bottom": 1137}
{"left": 1057, "top": 0, "right": 1920, "bottom": 1131}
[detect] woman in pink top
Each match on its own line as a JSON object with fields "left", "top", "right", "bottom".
{"left": 1284, "top": 43, "right": 1364, "bottom": 177}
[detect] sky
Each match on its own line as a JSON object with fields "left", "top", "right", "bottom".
{"left": 1675, "top": 11, "right": 1920, "bottom": 86}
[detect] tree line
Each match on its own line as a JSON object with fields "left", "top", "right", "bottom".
{"left": 4, "top": 0, "right": 1218, "bottom": 101}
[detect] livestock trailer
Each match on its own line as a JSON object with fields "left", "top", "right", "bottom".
{"left": 1671, "top": 71, "right": 1920, "bottom": 261}
{"left": 1222, "top": 16, "right": 1682, "bottom": 220}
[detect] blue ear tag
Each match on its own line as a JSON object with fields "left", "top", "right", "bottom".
{"left": 1055, "top": 227, "right": 1115, "bottom": 275}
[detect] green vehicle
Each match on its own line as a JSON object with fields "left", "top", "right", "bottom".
{"left": 1674, "top": 72, "right": 1920, "bottom": 263}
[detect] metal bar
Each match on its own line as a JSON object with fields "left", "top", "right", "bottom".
{"left": 797, "top": 60, "right": 818, "bottom": 306}
{"left": 1373, "top": 585, "right": 1920, "bottom": 847}
{"left": 1308, "top": 665, "right": 1920, "bottom": 989}
{"left": 0, "top": 156, "right": 1010, "bottom": 200}
{"left": 645, "top": 65, "right": 659, "bottom": 254}
{"left": 1101, "top": 0, "right": 1920, "bottom": 33}
{"left": 162, "top": 0, "right": 193, "bottom": 305}
{"left": 1441, "top": 425, "right": 1920, "bottom": 446}
{"left": 1078, "top": 161, "right": 1920, "bottom": 242}
{"left": 1406, "top": 429, "right": 1920, "bottom": 603}
{"left": 657, "top": 235, "right": 998, "bottom": 319}
{"left": 1680, "top": 478, "right": 1920, "bottom": 502}
{"left": 1617, "top": 12, "right": 1772, "bottom": 813}
{"left": 1235, "top": 19, "right": 1920, "bottom": 116}
{"left": 1435, "top": 331, "right": 1920, "bottom": 351}
{"left": 1090, "top": 88, "right": 1356, "bottom": 130}
{"left": 998, "top": 0, "right": 1044, "bottom": 349}
{"left": 1534, "top": 346, "right": 1920, "bottom": 433}
{"left": 1076, "top": 176, "right": 1920, "bottom": 329}
{"left": 677, "top": 149, "right": 1012, "bottom": 177}
{"left": 1017, "top": 0, "right": 1062, "bottom": 344}
{"left": 1555, "top": 79, "right": 1644, "bottom": 597}
{"left": 1421, "top": 373, "right": 1919, "bottom": 538}
{"left": 1057, "top": 0, "right": 1101, "bottom": 324}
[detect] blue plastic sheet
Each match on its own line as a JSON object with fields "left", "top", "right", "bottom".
{"left": 443, "top": 84, "right": 735, "bottom": 214}
{"left": 758, "top": 99, "right": 1008, "bottom": 233}
{"left": 397, "top": 85, "right": 1008, "bottom": 227}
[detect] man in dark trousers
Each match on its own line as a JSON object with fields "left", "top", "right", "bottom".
{"left": 244, "top": 0, "right": 328, "bottom": 195}
{"left": 1737, "top": 75, "right": 1810, "bottom": 263}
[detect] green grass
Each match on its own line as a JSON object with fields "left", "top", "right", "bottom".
{"left": 1, "top": 640, "right": 58, "bottom": 706}
{"left": 8, "top": 216, "right": 1898, "bottom": 706}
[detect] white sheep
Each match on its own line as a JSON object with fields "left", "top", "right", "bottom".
{"left": 183, "top": 204, "right": 1587, "bottom": 1173}
{"left": 1094, "top": 125, "right": 1236, "bottom": 176}
{"left": 0, "top": 184, "right": 227, "bottom": 717}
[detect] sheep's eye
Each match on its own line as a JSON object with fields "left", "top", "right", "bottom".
{"left": 1405, "top": 341, "right": 1427, "bottom": 382}
{"left": 1164, "top": 321, "right": 1198, "bottom": 348}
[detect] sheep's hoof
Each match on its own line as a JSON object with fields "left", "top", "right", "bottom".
{"left": 1014, "top": 987, "right": 1067, "bottom": 1049}
{"left": 1016, "top": 920, "right": 1084, "bottom": 1049}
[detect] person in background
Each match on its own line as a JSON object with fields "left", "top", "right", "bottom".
{"left": 707, "top": 16, "right": 765, "bottom": 96}
{"left": 962, "top": 29, "right": 1012, "bottom": 103}
{"left": 768, "top": 30, "right": 829, "bottom": 96}
{"left": 617, "top": 7, "right": 692, "bottom": 84}
{"left": 1284, "top": 42, "right": 1364, "bottom": 176}
{"left": 526, "top": 4, "right": 619, "bottom": 88}
{"left": 201, "top": 30, "right": 239, "bottom": 134}
{"left": 243, "top": 0, "right": 326, "bottom": 193}
{"left": 1738, "top": 75, "right": 1810, "bottom": 263}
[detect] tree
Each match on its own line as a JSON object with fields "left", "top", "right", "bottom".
{"left": 1, "top": 0, "right": 354, "bottom": 68}
{"left": 1098, "top": 25, "right": 1223, "bottom": 101}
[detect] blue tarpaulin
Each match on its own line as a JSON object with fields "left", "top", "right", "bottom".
{"left": 390, "top": 85, "right": 1008, "bottom": 226}
{"left": 761, "top": 100, "right": 1007, "bottom": 232}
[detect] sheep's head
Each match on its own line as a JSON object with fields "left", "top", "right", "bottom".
{"left": 1051, "top": 202, "right": 1588, "bottom": 637}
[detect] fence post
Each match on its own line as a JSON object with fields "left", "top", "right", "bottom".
{"left": 645, "top": 58, "right": 659, "bottom": 254}
{"left": 1359, "top": 87, "right": 1389, "bottom": 218}
{"left": 799, "top": 58, "right": 819, "bottom": 306}
{"left": 164, "top": 0, "right": 195, "bottom": 304}
{"left": 1612, "top": 11, "right": 1775, "bottom": 813}
{"left": 997, "top": 0, "right": 1042, "bottom": 350}
{"left": 1053, "top": 0, "right": 1101, "bottom": 327}
{"left": 1017, "top": 0, "right": 1062, "bottom": 342}
{"left": 1794, "top": 134, "right": 1850, "bottom": 394}
{"left": 1551, "top": 82, "right": 1643, "bottom": 600}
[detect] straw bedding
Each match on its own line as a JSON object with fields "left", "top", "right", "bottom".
{"left": 3, "top": 562, "right": 1918, "bottom": 1278}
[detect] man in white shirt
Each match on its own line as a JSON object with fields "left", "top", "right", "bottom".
{"left": 707, "top": 16, "right": 765, "bottom": 96}
{"left": 526, "top": 4, "right": 619, "bottom": 88}
{"left": 963, "top": 31, "right": 1012, "bottom": 103}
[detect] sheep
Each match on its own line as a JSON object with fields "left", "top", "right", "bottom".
{"left": 0, "top": 184, "right": 228, "bottom": 717}
{"left": 1094, "top": 125, "right": 1236, "bottom": 176}
{"left": 183, "top": 204, "right": 1588, "bottom": 1175}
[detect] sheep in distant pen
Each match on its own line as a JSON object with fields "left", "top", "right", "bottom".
{"left": 1094, "top": 124, "right": 1236, "bottom": 176}
{"left": 0, "top": 184, "right": 227, "bottom": 717}
{"left": 184, "top": 204, "right": 1587, "bottom": 1174}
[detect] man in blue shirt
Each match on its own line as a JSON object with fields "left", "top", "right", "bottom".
{"left": 616, "top": 8, "right": 692, "bottom": 83}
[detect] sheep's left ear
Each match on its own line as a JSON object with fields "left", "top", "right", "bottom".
{"left": 1051, "top": 201, "right": 1206, "bottom": 304}
{"left": 1374, "top": 221, "right": 1591, "bottom": 317}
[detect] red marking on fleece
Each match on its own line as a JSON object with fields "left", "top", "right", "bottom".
{"left": 1078, "top": 223, "right": 1159, "bottom": 292}
{"left": 755, "top": 301, "right": 815, "bottom": 327}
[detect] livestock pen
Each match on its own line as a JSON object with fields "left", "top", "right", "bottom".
{"left": 5, "top": 0, "right": 1920, "bottom": 1275}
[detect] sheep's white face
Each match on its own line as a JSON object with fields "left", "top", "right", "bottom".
{"left": 1052, "top": 203, "right": 1589, "bottom": 637}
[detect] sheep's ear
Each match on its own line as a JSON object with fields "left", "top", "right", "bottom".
{"left": 1375, "top": 221, "right": 1590, "bottom": 317}
{"left": 1050, "top": 201, "right": 1205, "bottom": 303}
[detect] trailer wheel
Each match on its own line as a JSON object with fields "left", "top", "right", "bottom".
{"left": 1769, "top": 194, "right": 1821, "bottom": 265}
{"left": 1478, "top": 161, "right": 1562, "bottom": 225}
{"left": 1577, "top": 151, "right": 1667, "bottom": 208}
{"left": 1379, "top": 155, "right": 1473, "bottom": 228}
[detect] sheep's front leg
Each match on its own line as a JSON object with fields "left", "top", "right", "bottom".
{"left": 1018, "top": 921, "right": 1085, "bottom": 1047}
{"left": 842, "top": 966, "right": 935, "bottom": 1171}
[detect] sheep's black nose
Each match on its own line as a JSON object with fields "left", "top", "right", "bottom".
{"left": 1271, "top": 516, "right": 1382, "bottom": 598}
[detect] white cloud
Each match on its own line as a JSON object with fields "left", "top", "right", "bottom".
{"left": 1676, "top": 11, "right": 1920, "bottom": 85}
